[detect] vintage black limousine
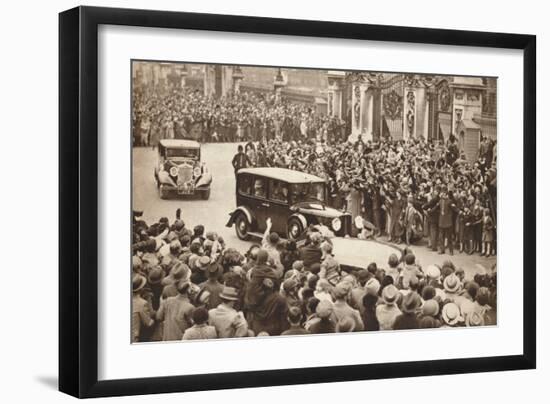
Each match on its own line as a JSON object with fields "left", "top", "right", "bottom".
{"left": 226, "top": 167, "right": 352, "bottom": 240}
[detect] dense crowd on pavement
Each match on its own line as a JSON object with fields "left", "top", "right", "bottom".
{"left": 132, "top": 209, "right": 497, "bottom": 342}
{"left": 132, "top": 87, "right": 348, "bottom": 147}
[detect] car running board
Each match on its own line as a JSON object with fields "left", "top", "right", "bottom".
{"left": 247, "top": 231, "right": 264, "bottom": 240}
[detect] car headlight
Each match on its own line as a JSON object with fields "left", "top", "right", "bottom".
{"left": 193, "top": 167, "right": 201, "bottom": 177}
{"left": 169, "top": 166, "right": 179, "bottom": 177}
{"left": 331, "top": 217, "right": 342, "bottom": 232}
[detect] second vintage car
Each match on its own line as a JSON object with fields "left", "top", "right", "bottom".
{"left": 154, "top": 139, "right": 212, "bottom": 199}
{"left": 226, "top": 167, "right": 352, "bottom": 240}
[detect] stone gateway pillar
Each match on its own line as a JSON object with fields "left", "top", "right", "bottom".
{"left": 273, "top": 68, "right": 286, "bottom": 103}
{"left": 327, "top": 71, "right": 345, "bottom": 118}
{"left": 232, "top": 66, "right": 244, "bottom": 94}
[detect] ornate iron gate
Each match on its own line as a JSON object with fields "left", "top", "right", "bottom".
{"left": 380, "top": 74, "right": 405, "bottom": 141}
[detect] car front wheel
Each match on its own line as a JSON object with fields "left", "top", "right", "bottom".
{"left": 235, "top": 212, "right": 251, "bottom": 240}
{"left": 287, "top": 218, "right": 304, "bottom": 241}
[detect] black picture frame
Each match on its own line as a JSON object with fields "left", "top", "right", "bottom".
{"left": 59, "top": 6, "right": 536, "bottom": 398}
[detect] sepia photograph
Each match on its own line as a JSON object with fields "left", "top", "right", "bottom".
{"left": 131, "top": 60, "right": 497, "bottom": 343}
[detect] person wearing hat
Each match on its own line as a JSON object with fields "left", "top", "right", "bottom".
{"left": 147, "top": 266, "right": 165, "bottom": 312}
{"left": 464, "top": 310, "right": 485, "bottom": 327}
{"left": 261, "top": 217, "right": 284, "bottom": 276}
{"left": 308, "top": 300, "right": 336, "bottom": 334}
{"left": 191, "top": 255, "right": 211, "bottom": 285}
{"left": 376, "top": 284, "right": 402, "bottom": 330}
{"left": 349, "top": 269, "right": 371, "bottom": 313}
{"left": 281, "top": 306, "right": 310, "bottom": 336}
{"left": 319, "top": 241, "right": 341, "bottom": 286}
{"left": 156, "top": 280, "right": 195, "bottom": 341}
{"left": 436, "top": 186, "right": 456, "bottom": 255}
{"left": 472, "top": 286, "right": 496, "bottom": 326}
{"left": 132, "top": 274, "right": 155, "bottom": 342}
{"left": 419, "top": 299, "right": 442, "bottom": 328}
{"left": 299, "top": 231, "right": 323, "bottom": 272}
{"left": 200, "top": 262, "right": 224, "bottom": 310}
{"left": 331, "top": 282, "right": 364, "bottom": 331}
{"left": 361, "top": 293, "right": 380, "bottom": 331}
{"left": 441, "top": 302, "right": 464, "bottom": 327}
{"left": 182, "top": 307, "right": 218, "bottom": 340}
{"left": 442, "top": 273, "right": 466, "bottom": 306}
{"left": 392, "top": 292, "right": 421, "bottom": 330}
{"left": 399, "top": 253, "right": 424, "bottom": 290}
{"left": 422, "top": 186, "right": 440, "bottom": 251}
{"left": 386, "top": 253, "right": 401, "bottom": 283}
{"left": 245, "top": 249, "right": 280, "bottom": 308}
{"left": 161, "top": 262, "right": 191, "bottom": 298}
{"left": 208, "top": 286, "right": 250, "bottom": 338}
{"left": 402, "top": 195, "right": 423, "bottom": 246}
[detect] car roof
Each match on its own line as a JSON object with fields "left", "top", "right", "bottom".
{"left": 159, "top": 139, "right": 200, "bottom": 149}
{"left": 238, "top": 167, "right": 326, "bottom": 184}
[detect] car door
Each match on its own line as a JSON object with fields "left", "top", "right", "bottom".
{"left": 267, "top": 179, "right": 290, "bottom": 235}
{"left": 249, "top": 175, "right": 269, "bottom": 233}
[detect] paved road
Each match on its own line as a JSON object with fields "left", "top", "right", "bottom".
{"left": 133, "top": 143, "right": 496, "bottom": 278}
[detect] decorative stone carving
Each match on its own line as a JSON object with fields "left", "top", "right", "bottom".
{"left": 405, "top": 90, "right": 416, "bottom": 137}
{"left": 454, "top": 108, "right": 463, "bottom": 134}
{"left": 439, "top": 83, "right": 451, "bottom": 112}
{"left": 383, "top": 89, "right": 403, "bottom": 120}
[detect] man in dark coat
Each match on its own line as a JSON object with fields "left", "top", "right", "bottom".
{"left": 244, "top": 249, "right": 288, "bottom": 335}
{"left": 231, "top": 145, "right": 251, "bottom": 177}
{"left": 436, "top": 187, "right": 456, "bottom": 255}
{"left": 422, "top": 186, "right": 440, "bottom": 251}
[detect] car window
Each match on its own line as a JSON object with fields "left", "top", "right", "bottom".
{"left": 289, "top": 182, "right": 326, "bottom": 204}
{"left": 238, "top": 175, "right": 253, "bottom": 195}
{"left": 252, "top": 177, "right": 267, "bottom": 199}
{"left": 269, "top": 179, "right": 288, "bottom": 203}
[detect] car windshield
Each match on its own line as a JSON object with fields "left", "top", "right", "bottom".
{"left": 165, "top": 148, "right": 199, "bottom": 159}
{"left": 289, "top": 182, "right": 326, "bottom": 204}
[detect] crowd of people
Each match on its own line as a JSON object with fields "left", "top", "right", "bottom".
{"left": 132, "top": 87, "right": 347, "bottom": 147}
{"left": 132, "top": 209, "right": 497, "bottom": 342}
{"left": 233, "top": 133, "right": 497, "bottom": 256}
{"left": 134, "top": 87, "right": 497, "bottom": 257}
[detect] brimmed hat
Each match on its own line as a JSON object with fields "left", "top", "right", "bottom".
{"left": 422, "top": 299, "right": 439, "bottom": 317}
{"left": 132, "top": 256, "right": 142, "bottom": 271}
{"left": 316, "top": 300, "right": 334, "bottom": 318}
{"left": 357, "top": 269, "right": 371, "bottom": 283}
{"left": 441, "top": 303, "right": 464, "bottom": 325}
{"left": 292, "top": 260, "right": 304, "bottom": 271}
{"left": 465, "top": 311, "right": 485, "bottom": 327}
{"left": 401, "top": 292, "right": 422, "bottom": 313}
{"left": 207, "top": 262, "right": 220, "bottom": 275}
{"left": 132, "top": 274, "right": 147, "bottom": 292}
{"left": 283, "top": 277, "right": 299, "bottom": 292}
{"left": 333, "top": 282, "right": 351, "bottom": 299}
{"left": 365, "top": 278, "right": 381, "bottom": 296}
{"left": 382, "top": 284, "right": 399, "bottom": 305}
{"left": 196, "top": 256, "right": 211, "bottom": 270}
{"left": 147, "top": 266, "right": 164, "bottom": 285}
{"left": 443, "top": 274, "right": 461, "bottom": 293}
{"left": 425, "top": 265, "right": 441, "bottom": 279}
{"left": 219, "top": 286, "right": 239, "bottom": 301}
